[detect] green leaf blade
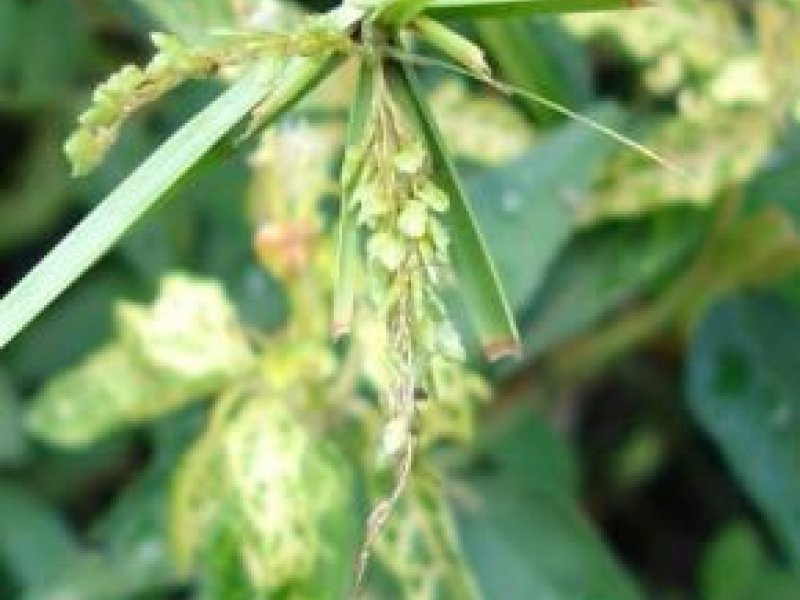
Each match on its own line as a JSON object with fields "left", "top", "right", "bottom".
{"left": 455, "top": 409, "right": 644, "bottom": 600}
{"left": 467, "top": 103, "right": 625, "bottom": 313}
{"left": 0, "top": 482, "right": 78, "bottom": 588}
{"left": 334, "top": 59, "right": 375, "bottom": 337}
{"left": 0, "top": 2, "right": 359, "bottom": 350}
{"left": 688, "top": 294, "right": 800, "bottom": 567}
{"left": 391, "top": 63, "right": 520, "bottom": 361}
{"left": 524, "top": 207, "right": 706, "bottom": 357}
{"left": 474, "top": 18, "right": 592, "bottom": 124}
{"left": 0, "top": 63, "right": 280, "bottom": 350}
{"left": 424, "top": 0, "right": 647, "bottom": 20}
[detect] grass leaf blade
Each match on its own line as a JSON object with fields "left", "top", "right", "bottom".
{"left": 424, "top": 0, "right": 647, "bottom": 20}
{"left": 0, "top": 4, "right": 360, "bottom": 350}
{"left": 0, "top": 64, "right": 280, "bottom": 349}
{"left": 333, "top": 58, "right": 375, "bottom": 337}
{"left": 390, "top": 62, "right": 520, "bottom": 361}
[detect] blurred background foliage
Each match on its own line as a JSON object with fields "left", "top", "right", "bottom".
{"left": 1, "top": 0, "right": 800, "bottom": 598}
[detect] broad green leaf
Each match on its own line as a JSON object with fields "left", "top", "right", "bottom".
{"left": 469, "top": 406, "right": 579, "bottom": 496}
{"left": 538, "top": 200, "right": 800, "bottom": 381}
{"left": 0, "top": 482, "right": 77, "bottom": 588}
{"left": 744, "top": 141, "right": 800, "bottom": 226}
{"left": 743, "top": 139, "right": 800, "bottom": 307}
{"left": 0, "top": 371, "right": 29, "bottom": 466}
{"left": 26, "top": 275, "right": 253, "bottom": 448}
{"left": 117, "top": 274, "right": 254, "bottom": 385}
{"left": 25, "top": 416, "right": 204, "bottom": 600}
{"left": 674, "top": 207, "right": 800, "bottom": 327}
{"left": 0, "top": 1, "right": 20, "bottom": 73}
{"left": 23, "top": 544, "right": 176, "bottom": 600}
{"left": 0, "top": 64, "right": 278, "bottom": 351}
{"left": 521, "top": 206, "right": 707, "bottom": 358}
{"left": 423, "top": 0, "right": 646, "bottom": 20}
{"left": 467, "top": 103, "right": 624, "bottom": 311}
{"left": 27, "top": 344, "right": 189, "bottom": 448}
{"left": 197, "top": 526, "right": 260, "bottom": 600}
{"left": 66, "top": 415, "right": 204, "bottom": 600}
{"left": 173, "top": 395, "right": 357, "bottom": 598}
{"left": 455, "top": 408, "right": 643, "bottom": 600}
{"left": 701, "top": 522, "right": 800, "bottom": 600}
{"left": 391, "top": 63, "right": 520, "bottom": 361}
{"left": 702, "top": 523, "right": 764, "bottom": 600}
{"left": 688, "top": 294, "right": 800, "bottom": 567}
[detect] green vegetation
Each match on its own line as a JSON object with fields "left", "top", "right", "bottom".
{"left": 0, "top": 0, "right": 799, "bottom": 598}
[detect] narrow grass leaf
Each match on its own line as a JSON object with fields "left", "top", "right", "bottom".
{"left": 244, "top": 54, "right": 344, "bottom": 138}
{"left": 377, "top": 0, "right": 432, "bottom": 26}
{"left": 390, "top": 62, "right": 520, "bottom": 361}
{"left": 0, "top": 63, "right": 277, "bottom": 350}
{"left": 424, "top": 0, "right": 647, "bottom": 20}
{"left": 333, "top": 59, "right": 374, "bottom": 338}
{"left": 0, "top": 3, "right": 362, "bottom": 350}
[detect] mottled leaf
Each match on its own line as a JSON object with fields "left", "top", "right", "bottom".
{"left": 118, "top": 274, "right": 254, "bottom": 386}
{"left": 26, "top": 275, "right": 253, "bottom": 448}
